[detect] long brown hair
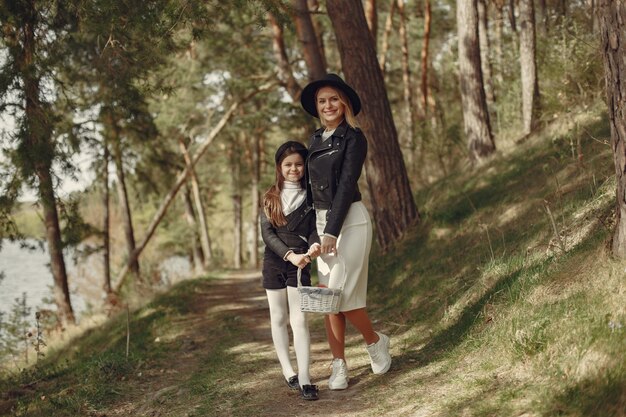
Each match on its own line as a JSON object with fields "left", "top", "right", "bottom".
{"left": 316, "top": 86, "right": 359, "bottom": 129}
{"left": 263, "top": 146, "right": 306, "bottom": 227}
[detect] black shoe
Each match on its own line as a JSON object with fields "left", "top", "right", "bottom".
{"left": 300, "top": 384, "right": 319, "bottom": 401}
{"left": 285, "top": 375, "right": 299, "bottom": 390}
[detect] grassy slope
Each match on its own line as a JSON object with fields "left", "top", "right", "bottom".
{"left": 1, "top": 105, "right": 625, "bottom": 417}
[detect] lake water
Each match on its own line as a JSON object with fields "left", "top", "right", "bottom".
{"left": 0, "top": 239, "right": 191, "bottom": 322}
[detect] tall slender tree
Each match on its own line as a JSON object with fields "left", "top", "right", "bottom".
{"left": 457, "top": 0, "right": 496, "bottom": 162}
{"left": 326, "top": 0, "right": 420, "bottom": 251}
{"left": 0, "top": 0, "right": 78, "bottom": 324}
{"left": 599, "top": 0, "right": 626, "bottom": 257}
{"left": 519, "top": 0, "right": 540, "bottom": 136}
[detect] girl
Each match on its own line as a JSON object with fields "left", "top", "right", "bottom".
{"left": 260, "top": 140, "right": 321, "bottom": 401}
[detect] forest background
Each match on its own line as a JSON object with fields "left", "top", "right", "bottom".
{"left": 0, "top": 0, "right": 625, "bottom": 415}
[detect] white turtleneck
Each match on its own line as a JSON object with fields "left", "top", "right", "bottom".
{"left": 281, "top": 180, "right": 306, "bottom": 216}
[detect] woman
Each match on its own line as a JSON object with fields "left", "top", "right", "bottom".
{"left": 260, "top": 141, "right": 321, "bottom": 400}
{"left": 300, "top": 73, "right": 392, "bottom": 390}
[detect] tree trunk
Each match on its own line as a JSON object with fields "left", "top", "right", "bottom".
{"left": 420, "top": 0, "right": 432, "bottom": 114}
{"left": 599, "top": 0, "right": 626, "bottom": 257}
{"left": 478, "top": 0, "right": 496, "bottom": 107}
{"left": 16, "top": 4, "right": 75, "bottom": 324}
{"left": 508, "top": 0, "right": 518, "bottom": 33}
{"left": 327, "top": 0, "right": 420, "bottom": 251}
{"left": 232, "top": 191, "right": 243, "bottom": 269}
{"left": 365, "top": 0, "right": 378, "bottom": 45}
{"left": 181, "top": 185, "right": 205, "bottom": 275}
{"left": 494, "top": 0, "right": 505, "bottom": 86}
{"left": 307, "top": 0, "right": 328, "bottom": 71}
{"left": 102, "top": 138, "right": 111, "bottom": 295}
{"left": 111, "top": 135, "right": 140, "bottom": 277}
{"left": 519, "top": 0, "right": 540, "bottom": 136}
{"left": 379, "top": 0, "right": 397, "bottom": 74}
{"left": 292, "top": 0, "right": 326, "bottom": 80}
{"left": 268, "top": 12, "right": 303, "bottom": 101}
{"left": 457, "top": 0, "right": 496, "bottom": 162}
{"left": 248, "top": 133, "right": 261, "bottom": 268}
{"left": 397, "top": 0, "right": 415, "bottom": 163}
{"left": 178, "top": 137, "right": 213, "bottom": 266}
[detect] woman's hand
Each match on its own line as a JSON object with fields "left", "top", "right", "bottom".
{"left": 287, "top": 253, "right": 311, "bottom": 269}
{"left": 320, "top": 235, "right": 337, "bottom": 255}
{"left": 308, "top": 243, "right": 321, "bottom": 259}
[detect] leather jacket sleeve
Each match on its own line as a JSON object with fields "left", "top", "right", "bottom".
{"left": 307, "top": 212, "right": 321, "bottom": 247}
{"left": 324, "top": 129, "right": 368, "bottom": 237}
{"left": 260, "top": 211, "right": 290, "bottom": 260}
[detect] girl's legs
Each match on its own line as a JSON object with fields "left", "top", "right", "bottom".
{"left": 287, "top": 286, "right": 311, "bottom": 386}
{"left": 266, "top": 289, "right": 296, "bottom": 380}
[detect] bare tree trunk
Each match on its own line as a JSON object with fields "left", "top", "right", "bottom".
{"left": 420, "top": 0, "right": 432, "bottom": 114}
{"left": 249, "top": 133, "right": 261, "bottom": 268}
{"left": 268, "top": 12, "right": 303, "bottom": 101}
{"left": 457, "top": 0, "right": 496, "bottom": 162}
{"left": 11, "top": 3, "right": 76, "bottom": 325}
{"left": 181, "top": 185, "right": 205, "bottom": 275}
{"left": 292, "top": 0, "right": 326, "bottom": 80}
{"left": 365, "top": 0, "right": 378, "bottom": 45}
{"left": 111, "top": 136, "right": 140, "bottom": 277}
{"left": 508, "top": 0, "right": 518, "bottom": 33}
{"left": 327, "top": 0, "right": 420, "bottom": 251}
{"left": 478, "top": 0, "right": 496, "bottom": 107}
{"left": 178, "top": 137, "right": 213, "bottom": 266}
{"left": 397, "top": 0, "right": 415, "bottom": 163}
{"left": 599, "top": 0, "right": 626, "bottom": 257}
{"left": 379, "top": 0, "right": 397, "bottom": 74}
{"left": 102, "top": 138, "right": 111, "bottom": 295}
{"left": 494, "top": 0, "right": 505, "bottom": 85}
{"left": 589, "top": 0, "right": 597, "bottom": 32}
{"left": 519, "top": 0, "right": 540, "bottom": 136}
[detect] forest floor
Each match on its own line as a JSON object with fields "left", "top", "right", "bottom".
{"left": 102, "top": 270, "right": 398, "bottom": 417}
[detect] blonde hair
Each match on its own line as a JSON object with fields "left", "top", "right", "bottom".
{"left": 316, "top": 87, "right": 359, "bottom": 129}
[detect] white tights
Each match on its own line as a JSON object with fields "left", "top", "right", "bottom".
{"left": 266, "top": 286, "right": 311, "bottom": 387}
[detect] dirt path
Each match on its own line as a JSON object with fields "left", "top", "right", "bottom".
{"left": 118, "top": 270, "right": 397, "bottom": 417}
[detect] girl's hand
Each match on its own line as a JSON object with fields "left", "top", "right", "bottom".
{"left": 287, "top": 253, "right": 310, "bottom": 269}
{"left": 308, "top": 243, "right": 321, "bottom": 259}
{"left": 320, "top": 235, "right": 337, "bottom": 255}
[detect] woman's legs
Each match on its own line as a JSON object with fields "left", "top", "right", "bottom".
{"left": 266, "top": 289, "right": 296, "bottom": 380}
{"left": 324, "top": 313, "right": 347, "bottom": 359}
{"left": 343, "top": 308, "right": 379, "bottom": 345}
{"left": 324, "top": 307, "right": 379, "bottom": 360}
{"left": 287, "top": 286, "right": 311, "bottom": 386}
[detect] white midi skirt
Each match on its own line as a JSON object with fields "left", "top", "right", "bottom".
{"left": 315, "top": 201, "right": 372, "bottom": 312}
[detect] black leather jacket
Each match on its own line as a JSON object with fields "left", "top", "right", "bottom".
{"left": 305, "top": 121, "right": 367, "bottom": 237}
{"left": 260, "top": 201, "right": 320, "bottom": 271}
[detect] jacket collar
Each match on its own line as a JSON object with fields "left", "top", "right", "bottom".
{"left": 310, "top": 120, "right": 349, "bottom": 152}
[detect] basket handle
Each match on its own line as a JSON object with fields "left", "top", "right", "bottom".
{"left": 297, "top": 254, "right": 347, "bottom": 291}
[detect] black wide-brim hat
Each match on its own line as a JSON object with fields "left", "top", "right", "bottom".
{"left": 274, "top": 140, "right": 308, "bottom": 165}
{"left": 300, "top": 73, "right": 362, "bottom": 118}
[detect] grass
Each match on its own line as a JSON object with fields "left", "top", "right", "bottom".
{"left": 1, "top": 104, "right": 625, "bottom": 416}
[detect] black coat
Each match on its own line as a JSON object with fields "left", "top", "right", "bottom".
{"left": 305, "top": 121, "right": 367, "bottom": 237}
{"left": 260, "top": 200, "right": 320, "bottom": 273}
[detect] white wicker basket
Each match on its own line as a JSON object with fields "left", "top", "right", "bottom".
{"left": 297, "top": 257, "right": 345, "bottom": 314}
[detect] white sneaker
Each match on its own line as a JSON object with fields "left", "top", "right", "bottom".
{"left": 328, "top": 358, "right": 349, "bottom": 390}
{"left": 367, "top": 332, "right": 391, "bottom": 374}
